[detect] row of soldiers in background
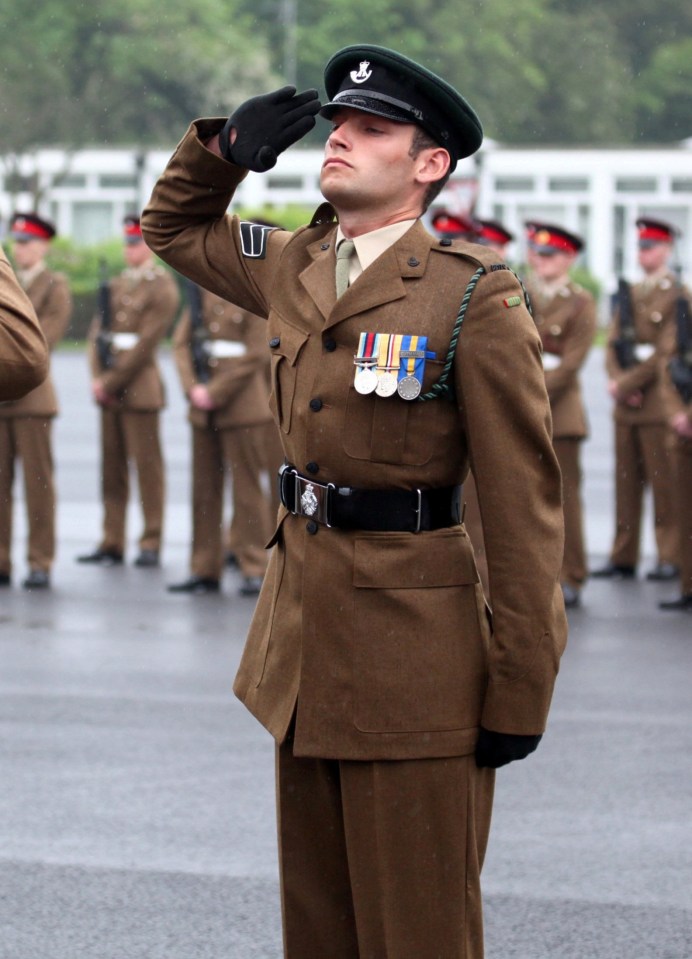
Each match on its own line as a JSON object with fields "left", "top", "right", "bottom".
{"left": 1, "top": 211, "right": 691, "bottom": 611}
{"left": 0, "top": 213, "right": 280, "bottom": 597}
{"left": 431, "top": 210, "right": 692, "bottom": 612}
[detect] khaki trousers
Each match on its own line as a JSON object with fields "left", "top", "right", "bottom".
{"left": 100, "top": 408, "right": 164, "bottom": 554}
{"left": 191, "top": 422, "right": 271, "bottom": 579}
{"left": 554, "top": 438, "right": 587, "bottom": 588}
{"left": 0, "top": 417, "right": 55, "bottom": 574}
{"left": 611, "top": 421, "right": 679, "bottom": 567}
{"left": 277, "top": 734, "right": 495, "bottom": 959}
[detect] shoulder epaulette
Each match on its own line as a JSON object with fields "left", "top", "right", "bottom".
{"left": 309, "top": 203, "right": 338, "bottom": 227}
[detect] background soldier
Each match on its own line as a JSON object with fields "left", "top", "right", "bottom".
{"left": 593, "top": 217, "right": 682, "bottom": 581}
{"left": 524, "top": 222, "right": 596, "bottom": 608}
{"left": 77, "top": 216, "right": 179, "bottom": 568}
{"left": 143, "top": 44, "right": 567, "bottom": 958}
{"left": 0, "top": 213, "right": 71, "bottom": 589}
{"left": 168, "top": 286, "right": 274, "bottom": 596}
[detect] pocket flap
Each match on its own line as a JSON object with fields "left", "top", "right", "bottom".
{"left": 270, "top": 318, "right": 309, "bottom": 367}
{"left": 353, "top": 529, "right": 478, "bottom": 589}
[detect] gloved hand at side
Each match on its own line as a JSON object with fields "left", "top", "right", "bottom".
{"left": 219, "top": 86, "right": 321, "bottom": 172}
{"left": 475, "top": 727, "right": 542, "bottom": 768}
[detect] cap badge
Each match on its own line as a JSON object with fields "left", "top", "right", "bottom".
{"left": 351, "top": 61, "right": 372, "bottom": 84}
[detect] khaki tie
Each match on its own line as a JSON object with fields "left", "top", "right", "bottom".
{"left": 335, "top": 239, "right": 356, "bottom": 298}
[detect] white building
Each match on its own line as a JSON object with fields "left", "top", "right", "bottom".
{"left": 3, "top": 138, "right": 691, "bottom": 306}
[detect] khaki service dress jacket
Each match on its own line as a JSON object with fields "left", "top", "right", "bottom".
{"left": 605, "top": 271, "right": 679, "bottom": 425}
{"left": 142, "top": 119, "right": 568, "bottom": 762}
{"left": 0, "top": 265, "right": 71, "bottom": 420}
{"left": 526, "top": 278, "right": 596, "bottom": 439}
{"left": 88, "top": 265, "right": 179, "bottom": 410}
{"left": 0, "top": 249, "right": 48, "bottom": 401}
{"left": 173, "top": 290, "right": 272, "bottom": 430}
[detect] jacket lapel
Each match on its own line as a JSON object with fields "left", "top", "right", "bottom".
{"left": 298, "top": 220, "right": 435, "bottom": 328}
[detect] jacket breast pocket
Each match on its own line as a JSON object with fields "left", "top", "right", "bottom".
{"left": 268, "top": 320, "right": 309, "bottom": 434}
{"left": 341, "top": 359, "right": 447, "bottom": 466}
{"left": 351, "top": 529, "right": 487, "bottom": 734}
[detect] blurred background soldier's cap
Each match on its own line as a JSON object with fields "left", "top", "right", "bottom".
{"left": 525, "top": 221, "right": 584, "bottom": 254}
{"left": 10, "top": 212, "right": 56, "bottom": 241}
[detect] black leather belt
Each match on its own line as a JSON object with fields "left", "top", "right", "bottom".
{"left": 279, "top": 464, "right": 462, "bottom": 533}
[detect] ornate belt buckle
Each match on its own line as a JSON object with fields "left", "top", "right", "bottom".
{"left": 294, "top": 474, "right": 335, "bottom": 527}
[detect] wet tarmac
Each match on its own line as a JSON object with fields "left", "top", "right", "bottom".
{"left": 1, "top": 347, "right": 690, "bottom": 959}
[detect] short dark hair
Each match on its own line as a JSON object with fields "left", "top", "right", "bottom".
{"left": 409, "top": 127, "right": 451, "bottom": 212}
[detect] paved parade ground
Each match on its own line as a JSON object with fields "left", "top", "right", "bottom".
{"left": 1, "top": 347, "right": 691, "bottom": 959}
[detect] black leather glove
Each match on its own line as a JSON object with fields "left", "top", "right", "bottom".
{"left": 474, "top": 727, "right": 542, "bottom": 769}
{"left": 219, "top": 86, "right": 321, "bottom": 172}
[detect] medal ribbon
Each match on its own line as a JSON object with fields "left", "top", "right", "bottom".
{"left": 357, "top": 331, "right": 378, "bottom": 364}
{"left": 376, "top": 332, "right": 391, "bottom": 374}
{"left": 398, "top": 334, "right": 427, "bottom": 383}
{"left": 390, "top": 333, "right": 403, "bottom": 373}
{"left": 354, "top": 331, "right": 378, "bottom": 389}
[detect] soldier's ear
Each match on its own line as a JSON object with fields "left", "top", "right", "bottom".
{"left": 414, "top": 147, "right": 450, "bottom": 186}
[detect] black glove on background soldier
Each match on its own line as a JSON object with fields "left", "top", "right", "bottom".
{"left": 219, "top": 85, "right": 321, "bottom": 172}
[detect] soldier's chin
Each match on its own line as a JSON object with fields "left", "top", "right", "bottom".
{"left": 320, "top": 177, "right": 361, "bottom": 211}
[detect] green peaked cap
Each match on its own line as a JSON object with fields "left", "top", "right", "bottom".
{"left": 321, "top": 44, "right": 483, "bottom": 171}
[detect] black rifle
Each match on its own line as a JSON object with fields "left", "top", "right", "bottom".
{"left": 185, "top": 279, "right": 210, "bottom": 383}
{"left": 96, "top": 259, "right": 114, "bottom": 370}
{"left": 612, "top": 278, "right": 638, "bottom": 370}
{"left": 669, "top": 287, "right": 692, "bottom": 404}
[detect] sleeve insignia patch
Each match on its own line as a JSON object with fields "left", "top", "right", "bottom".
{"left": 239, "top": 221, "right": 276, "bottom": 259}
{"left": 503, "top": 295, "right": 523, "bottom": 308}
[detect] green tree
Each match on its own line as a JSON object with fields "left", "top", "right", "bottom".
{"left": 0, "top": 0, "right": 277, "bottom": 153}
{"left": 635, "top": 38, "right": 692, "bottom": 141}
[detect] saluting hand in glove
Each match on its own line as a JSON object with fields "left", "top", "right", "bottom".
{"left": 215, "top": 86, "right": 322, "bottom": 172}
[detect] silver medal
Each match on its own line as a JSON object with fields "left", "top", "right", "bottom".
{"left": 354, "top": 367, "right": 378, "bottom": 394}
{"left": 397, "top": 375, "right": 421, "bottom": 400}
{"left": 375, "top": 371, "right": 398, "bottom": 397}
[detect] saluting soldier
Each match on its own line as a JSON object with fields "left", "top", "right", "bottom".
{"left": 0, "top": 214, "right": 71, "bottom": 589}
{"left": 77, "top": 216, "right": 179, "bottom": 568}
{"left": 168, "top": 287, "right": 274, "bottom": 595}
{"left": 143, "top": 45, "right": 567, "bottom": 958}
{"left": 592, "top": 218, "right": 681, "bottom": 581}
{"left": 524, "top": 222, "right": 596, "bottom": 608}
